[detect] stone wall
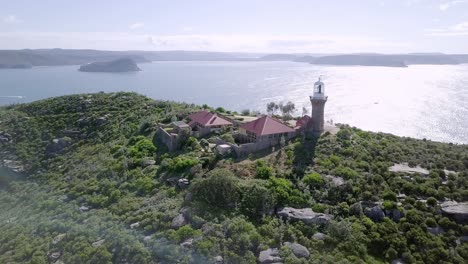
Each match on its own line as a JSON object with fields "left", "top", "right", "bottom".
{"left": 230, "top": 131, "right": 297, "bottom": 157}
{"left": 156, "top": 127, "right": 179, "bottom": 151}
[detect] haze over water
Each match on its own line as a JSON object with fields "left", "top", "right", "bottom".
{"left": 1, "top": 61, "right": 467, "bottom": 144}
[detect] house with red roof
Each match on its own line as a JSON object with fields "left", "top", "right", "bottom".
{"left": 295, "top": 115, "right": 311, "bottom": 128}
{"left": 238, "top": 115, "right": 295, "bottom": 144}
{"left": 187, "top": 110, "right": 233, "bottom": 137}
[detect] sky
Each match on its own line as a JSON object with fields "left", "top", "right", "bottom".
{"left": 1, "top": 0, "right": 468, "bottom": 53}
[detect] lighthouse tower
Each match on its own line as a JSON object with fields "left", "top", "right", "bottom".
{"left": 309, "top": 77, "right": 328, "bottom": 134}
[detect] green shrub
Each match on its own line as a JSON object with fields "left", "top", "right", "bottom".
{"left": 303, "top": 172, "right": 325, "bottom": 188}
{"left": 192, "top": 169, "right": 240, "bottom": 209}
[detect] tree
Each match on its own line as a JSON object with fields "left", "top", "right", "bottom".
{"left": 279, "top": 101, "right": 295, "bottom": 119}
{"left": 302, "top": 106, "right": 308, "bottom": 116}
{"left": 266, "top": 102, "right": 279, "bottom": 115}
{"left": 241, "top": 109, "right": 251, "bottom": 116}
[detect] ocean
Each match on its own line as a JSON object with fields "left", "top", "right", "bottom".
{"left": 0, "top": 61, "right": 467, "bottom": 144}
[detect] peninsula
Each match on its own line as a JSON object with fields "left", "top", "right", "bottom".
{"left": 0, "top": 91, "right": 467, "bottom": 264}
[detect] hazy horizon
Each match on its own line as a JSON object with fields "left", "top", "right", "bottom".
{"left": 2, "top": 0, "right": 468, "bottom": 53}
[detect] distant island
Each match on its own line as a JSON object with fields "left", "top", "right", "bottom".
{"left": 0, "top": 48, "right": 468, "bottom": 68}
{"left": 78, "top": 58, "right": 141, "bottom": 72}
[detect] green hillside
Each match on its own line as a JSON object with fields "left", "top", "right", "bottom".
{"left": 0, "top": 92, "right": 467, "bottom": 264}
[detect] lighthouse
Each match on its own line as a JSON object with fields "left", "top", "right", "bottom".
{"left": 309, "top": 77, "right": 328, "bottom": 134}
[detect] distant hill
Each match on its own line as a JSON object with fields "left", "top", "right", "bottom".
{"left": 288, "top": 53, "right": 468, "bottom": 67}
{"left": 78, "top": 58, "right": 141, "bottom": 72}
{"left": 1, "top": 49, "right": 468, "bottom": 68}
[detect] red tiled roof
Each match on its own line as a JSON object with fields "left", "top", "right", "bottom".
{"left": 240, "top": 116, "right": 295, "bottom": 136}
{"left": 188, "top": 110, "right": 232, "bottom": 127}
{"left": 296, "top": 115, "right": 311, "bottom": 127}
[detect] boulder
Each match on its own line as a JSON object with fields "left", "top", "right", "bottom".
{"left": 284, "top": 242, "right": 310, "bottom": 259}
{"left": 48, "top": 252, "right": 61, "bottom": 262}
{"left": 142, "top": 159, "right": 156, "bottom": 167}
{"left": 92, "top": 239, "right": 105, "bottom": 247}
{"left": 214, "top": 256, "right": 223, "bottom": 263}
{"left": 277, "top": 207, "right": 332, "bottom": 225}
{"left": 385, "top": 208, "right": 404, "bottom": 222}
{"left": 312, "top": 232, "right": 326, "bottom": 241}
{"left": 180, "top": 238, "right": 193, "bottom": 248}
{"left": 52, "top": 234, "right": 66, "bottom": 245}
{"left": 177, "top": 178, "right": 190, "bottom": 189}
{"left": 171, "top": 213, "right": 187, "bottom": 229}
{"left": 427, "top": 226, "right": 444, "bottom": 236}
{"left": 79, "top": 206, "right": 90, "bottom": 212}
{"left": 46, "top": 138, "right": 71, "bottom": 154}
{"left": 391, "top": 259, "right": 405, "bottom": 264}
{"left": 0, "top": 131, "right": 12, "bottom": 143}
{"left": 440, "top": 201, "right": 468, "bottom": 224}
{"left": 258, "top": 248, "right": 282, "bottom": 264}
{"left": 96, "top": 117, "right": 107, "bottom": 126}
{"left": 130, "top": 222, "right": 140, "bottom": 229}
{"left": 364, "top": 206, "right": 385, "bottom": 222}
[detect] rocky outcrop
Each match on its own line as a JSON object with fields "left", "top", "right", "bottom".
{"left": 180, "top": 238, "right": 193, "bottom": 248}
{"left": 312, "top": 232, "right": 326, "bottom": 241}
{"left": 171, "top": 208, "right": 190, "bottom": 229}
{"left": 364, "top": 205, "right": 385, "bottom": 222}
{"left": 277, "top": 207, "right": 332, "bottom": 225}
{"left": 92, "top": 239, "right": 105, "bottom": 247}
{"left": 258, "top": 248, "right": 282, "bottom": 264}
{"left": 440, "top": 201, "right": 468, "bottom": 224}
{"left": 284, "top": 242, "right": 310, "bottom": 259}
{"left": 79, "top": 58, "right": 141, "bottom": 73}
{"left": 427, "top": 226, "right": 444, "bottom": 235}
{"left": 46, "top": 138, "right": 71, "bottom": 155}
{"left": 0, "top": 131, "right": 12, "bottom": 143}
{"left": 385, "top": 208, "right": 404, "bottom": 222}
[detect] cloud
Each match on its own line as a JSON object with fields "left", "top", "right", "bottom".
{"left": 426, "top": 21, "right": 468, "bottom": 36}
{"left": 439, "top": 0, "right": 467, "bottom": 11}
{"left": 3, "top": 15, "right": 22, "bottom": 24}
{"left": 129, "top": 23, "right": 144, "bottom": 30}
{"left": 0, "top": 31, "right": 412, "bottom": 53}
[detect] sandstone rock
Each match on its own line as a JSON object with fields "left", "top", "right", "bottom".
{"left": 312, "top": 232, "right": 326, "bottom": 241}
{"left": 79, "top": 205, "right": 90, "bottom": 212}
{"left": 142, "top": 159, "right": 156, "bottom": 167}
{"left": 52, "top": 234, "right": 66, "bottom": 245}
{"left": 214, "top": 256, "right": 223, "bottom": 263}
{"left": 364, "top": 206, "right": 385, "bottom": 222}
{"left": 385, "top": 208, "right": 404, "bottom": 222}
{"left": 177, "top": 178, "right": 190, "bottom": 189}
{"left": 277, "top": 207, "right": 332, "bottom": 225}
{"left": 48, "top": 252, "right": 61, "bottom": 262}
{"left": 284, "top": 242, "right": 310, "bottom": 259}
{"left": 427, "top": 226, "right": 444, "bottom": 235}
{"left": 171, "top": 212, "right": 188, "bottom": 229}
{"left": 130, "top": 222, "right": 140, "bottom": 229}
{"left": 258, "top": 248, "right": 282, "bottom": 264}
{"left": 96, "top": 117, "right": 107, "bottom": 126}
{"left": 180, "top": 238, "right": 193, "bottom": 248}
{"left": 46, "top": 138, "right": 71, "bottom": 154}
{"left": 92, "top": 239, "right": 105, "bottom": 247}
{"left": 441, "top": 201, "right": 468, "bottom": 224}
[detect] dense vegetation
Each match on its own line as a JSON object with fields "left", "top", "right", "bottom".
{"left": 0, "top": 92, "right": 467, "bottom": 264}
